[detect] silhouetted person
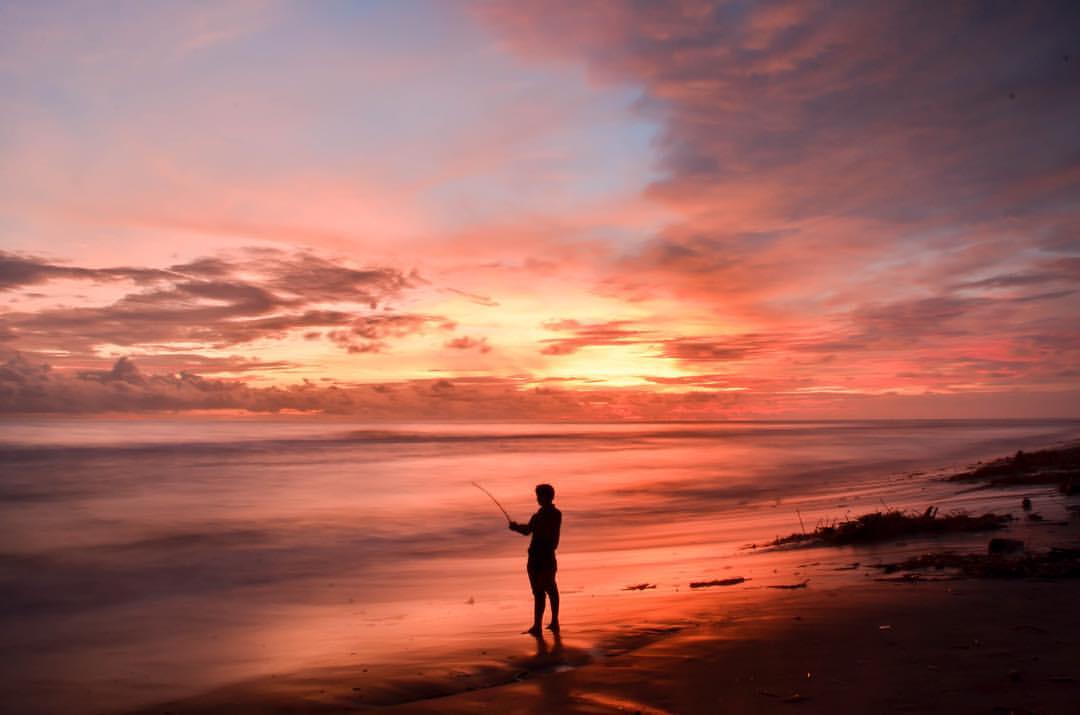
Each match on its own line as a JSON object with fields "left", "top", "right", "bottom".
{"left": 509, "top": 483, "right": 561, "bottom": 635}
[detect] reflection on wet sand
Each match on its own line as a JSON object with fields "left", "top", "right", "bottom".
{"left": 386, "top": 578, "right": 1080, "bottom": 715}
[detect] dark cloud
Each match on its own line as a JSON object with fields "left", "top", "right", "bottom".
{"left": 6, "top": 299, "right": 347, "bottom": 353}
{"left": 97, "top": 353, "right": 294, "bottom": 375}
{"left": 660, "top": 334, "right": 776, "bottom": 362}
{"left": 0, "top": 250, "right": 172, "bottom": 291}
{"left": 953, "top": 257, "right": 1080, "bottom": 291}
{"left": 167, "top": 248, "right": 417, "bottom": 309}
{"left": 0, "top": 248, "right": 438, "bottom": 362}
{"left": 328, "top": 315, "right": 456, "bottom": 354}
{"left": 539, "top": 319, "right": 653, "bottom": 355}
{"left": 445, "top": 336, "right": 492, "bottom": 353}
{"left": 3, "top": 352, "right": 1076, "bottom": 418}
{"left": 851, "top": 296, "right": 982, "bottom": 341}
{"left": 894, "top": 355, "right": 1031, "bottom": 383}
{"left": 0, "top": 353, "right": 716, "bottom": 417}
{"left": 245, "top": 249, "right": 418, "bottom": 307}
{"left": 0, "top": 353, "right": 321, "bottom": 414}
{"left": 642, "top": 373, "right": 746, "bottom": 389}
{"left": 1040, "top": 221, "right": 1080, "bottom": 253}
{"left": 167, "top": 257, "right": 234, "bottom": 278}
{"left": 486, "top": 1, "right": 1080, "bottom": 224}
{"left": 445, "top": 287, "right": 500, "bottom": 307}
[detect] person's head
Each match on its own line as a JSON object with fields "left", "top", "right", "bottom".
{"left": 535, "top": 483, "right": 555, "bottom": 506}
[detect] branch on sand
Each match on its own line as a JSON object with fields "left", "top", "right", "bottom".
{"left": 690, "top": 577, "right": 747, "bottom": 589}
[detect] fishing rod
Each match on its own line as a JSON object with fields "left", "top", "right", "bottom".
{"left": 471, "top": 481, "right": 512, "bottom": 524}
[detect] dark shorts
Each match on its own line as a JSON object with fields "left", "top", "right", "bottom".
{"left": 527, "top": 565, "right": 557, "bottom": 593}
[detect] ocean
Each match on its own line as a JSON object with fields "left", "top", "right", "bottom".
{"left": 1, "top": 418, "right": 1077, "bottom": 713}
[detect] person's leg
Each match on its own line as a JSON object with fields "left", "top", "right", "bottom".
{"left": 546, "top": 579, "right": 560, "bottom": 631}
{"left": 526, "top": 568, "right": 544, "bottom": 635}
{"left": 531, "top": 588, "right": 545, "bottom": 633}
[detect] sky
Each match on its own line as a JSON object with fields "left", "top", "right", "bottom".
{"left": 1, "top": 0, "right": 1078, "bottom": 419}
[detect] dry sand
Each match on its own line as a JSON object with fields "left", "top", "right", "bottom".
{"left": 131, "top": 577, "right": 1080, "bottom": 714}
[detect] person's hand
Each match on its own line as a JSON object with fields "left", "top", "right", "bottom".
{"left": 508, "top": 521, "right": 518, "bottom": 530}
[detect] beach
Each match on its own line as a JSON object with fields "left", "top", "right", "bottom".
{"left": 382, "top": 580, "right": 1080, "bottom": 715}
{"left": 121, "top": 579, "right": 1080, "bottom": 714}
{"left": 2, "top": 419, "right": 1078, "bottom": 714}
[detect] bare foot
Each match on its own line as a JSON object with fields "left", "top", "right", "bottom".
{"left": 523, "top": 626, "right": 542, "bottom": 636}
{"left": 546, "top": 622, "right": 560, "bottom": 632}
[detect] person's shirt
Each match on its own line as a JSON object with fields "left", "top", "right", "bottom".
{"left": 526, "top": 504, "right": 561, "bottom": 556}
{"left": 513, "top": 504, "right": 562, "bottom": 567}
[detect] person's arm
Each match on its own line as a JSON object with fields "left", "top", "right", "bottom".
{"left": 552, "top": 511, "right": 561, "bottom": 550}
{"left": 509, "top": 514, "right": 534, "bottom": 535}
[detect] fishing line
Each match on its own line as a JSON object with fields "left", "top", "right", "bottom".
{"left": 471, "top": 481, "right": 511, "bottom": 523}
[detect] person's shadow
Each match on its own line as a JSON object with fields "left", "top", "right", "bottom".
{"left": 509, "top": 630, "right": 588, "bottom": 683}
{"left": 530, "top": 630, "right": 563, "bottom": 665}
{"left": 527, "top": 631, "right": 573, "bottom": 713}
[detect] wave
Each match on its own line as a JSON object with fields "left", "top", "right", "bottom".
{"left": 2, "top": 418, "right": 1076, "bottom": 459}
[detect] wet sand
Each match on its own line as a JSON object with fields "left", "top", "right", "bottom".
{"left": 131, "top": 577, "right": 1080, "bottom": 714}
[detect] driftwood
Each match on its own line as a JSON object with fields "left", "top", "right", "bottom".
{"left": 768, "top": 579, "right": 810, "bottom": 590}
{"left": 690, "top": 577, "right": 747, "bottom": 589}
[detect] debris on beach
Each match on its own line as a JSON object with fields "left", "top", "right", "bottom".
{"left": 949, "top": 443, "right": 1080, "bottom": 494}
{"left": 757, "top": 689, "right": 810, "bottom": 703}
{"left": 873, "top": 547, "right": 1080, "bottom": 580}
{"left": 769, "top": 507, "right": 1011, "bottom": 547}
{"left": 875, "top": 572, "right": 954, "bottom": 584}
{"left": 690, "top": 577, "right": 747, "bottom": 589}
{"left": 988, "top": 538, "right": 1024, "bottom": 555}
{"left": 769, "top": 579, "right": 810, "bottom": 590}
{"left": 623, "top": 583, "right": 657, "bottom": 591}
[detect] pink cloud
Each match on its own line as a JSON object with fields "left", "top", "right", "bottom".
{"left": 473, "top": 1, "right": 1080, "bottom": 407}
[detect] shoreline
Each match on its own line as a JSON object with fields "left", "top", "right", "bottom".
{"left": 389, "top": 579, "right": 1080, "bottom": 714}
{"left": 129, "top": 579, "right": 1080, "bottom": 714}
